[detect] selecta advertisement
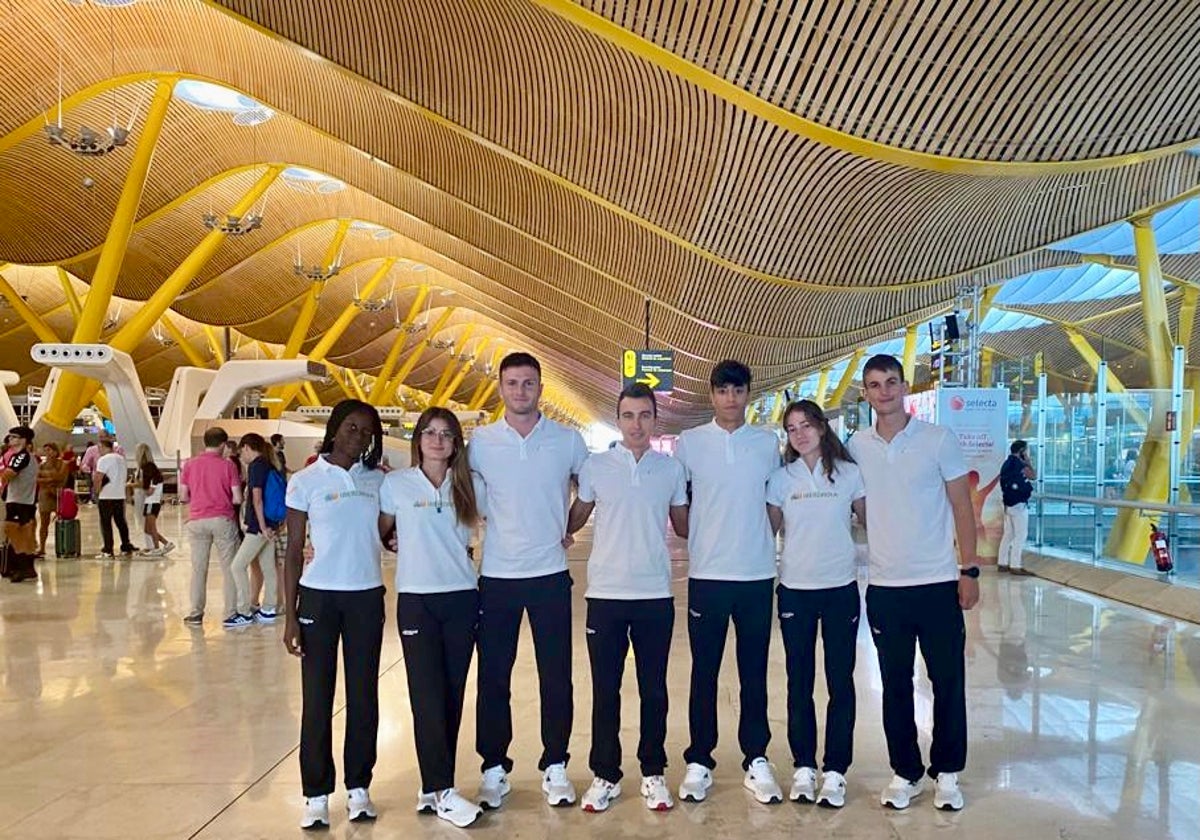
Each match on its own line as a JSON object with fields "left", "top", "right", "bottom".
{"left": 936, "top": 388, "right": 1009, "bottom": 561}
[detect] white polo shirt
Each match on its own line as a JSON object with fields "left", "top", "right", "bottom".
{"left": 767, "top": 459, "right": 865, "bottom": 590}
{"left": 380, "top": 466, "right": 485, "bottom": 594}
{"left": 468, "top": 415, "right": 589, "bottom": 579}
{"left": 286, "top": 456, "right": 385, "bottom": 591}
{"left": 675, "top": 420, "right": 780, "bottom": 581}
{"left": 577, "top": 445, "right": 688, "bottom": 600}
{"left": 847, "top": 417, "right": 968, "bottom": 587}
{"left": 95, "top": 452, "right": 128, "bottom": 501}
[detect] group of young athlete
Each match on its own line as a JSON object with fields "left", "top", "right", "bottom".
{"left": 281, "top": 350, "right": 981, "bottom": 830}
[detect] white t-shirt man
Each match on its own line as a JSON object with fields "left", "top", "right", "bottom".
{"left": 285, "top": 456, "right": 385, "bottom": 591}
{"left": 675, "top": 420, "right": 780, "bottom": 581}
{"left": 468, "top": 415, "right": 588, "bottom": 579}
{"left": 95, "top": 451, "right": 128, "bottom": 501}
{"left": 576, "top": 445, "right": 688, "bottom": 600}
{"left": 379, "top": 467, "right": 486, "bottom": 594}
{"left": 847, "top": 417, "right": 969, "bottom": 587}
{"left": 766, "top": 459, "right": 866, "bottom": 590}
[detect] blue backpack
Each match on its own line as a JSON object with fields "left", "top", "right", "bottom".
{"left": 263, "top": 468, "right": 287, "bottom": 525}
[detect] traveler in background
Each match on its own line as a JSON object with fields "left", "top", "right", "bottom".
{"left": 228, "top": 433, "right": 284, "bottom": 629}
{"left": 2, "top": 427, "right": 39, "bottom": 582}
{"left": 179, "top": 427, "right": 243, "bottom": 627}
{"left": 136, "top": 443, "right": 172, "bottom": 556}
{"left": 565, "top": 383, "right": 689, "bottom": 814}
{"left": 35, "top": 442, "right": 69, "bottom": 557}
{"left": 379, "top": 407, "right": 484, "bottom": 828}
{"left": 79, "top": 438, "right": 100, "bottom": 503}
{"left": 848, "top": 354, "right": 979, "bottom": 812}
{"left": 304, "top": 439, "right": 322, "bottom": 468}
{"left": 283, "top": 399, "right": 387, "bottom": 830}
{"left": 766, "top": 400, "right": 866, "bottom": 808}
{"left": 675, "top": 359, "right": 783, "bottom": 805}
{"left": 468, "top": 352, "right": 589, "bottom": 810}
{"left": 998, "top": 440, "right": 1035, "bottom": 576}
{"left": 94, "top": 438, "right": 136, "bottom": 559}
{"left": 271, "top": 433, "right": 289, "bottom": 476}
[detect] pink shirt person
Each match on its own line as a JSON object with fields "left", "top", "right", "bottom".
{"left": 180, "top": 450, "right": 242, "bottom": 521}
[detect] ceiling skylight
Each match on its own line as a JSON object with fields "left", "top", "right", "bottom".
{"left": 174, "top": 80, "right": 274, "bottom": 126}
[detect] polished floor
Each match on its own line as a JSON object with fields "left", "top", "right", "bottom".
{"left": 1, "top": 505, "right": 1198, "bottom": 839}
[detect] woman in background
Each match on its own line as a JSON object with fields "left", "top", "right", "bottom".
{"left": 136, "top": 443, "right": 172, "bottom": 555}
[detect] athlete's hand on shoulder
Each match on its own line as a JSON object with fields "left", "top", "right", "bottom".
{"left": 958, "top": 576, "right": 980, "bottom": 610}
{"left": 284, "top": 618, "right": 304, "bottom": 657}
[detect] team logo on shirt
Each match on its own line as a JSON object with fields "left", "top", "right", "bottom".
{"left": 321, "top": 490, "right": 377, "bottom": 502}
{"left": 790, "top": 490, "right": 839, "bottom": 501}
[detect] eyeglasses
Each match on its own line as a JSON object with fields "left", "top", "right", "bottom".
{"left": 419, "top": 428, "right": 455, "bottom": 440}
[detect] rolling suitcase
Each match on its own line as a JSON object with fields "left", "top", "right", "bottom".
{"left": 55, "top": 518, "right": 81, "bottom": 558}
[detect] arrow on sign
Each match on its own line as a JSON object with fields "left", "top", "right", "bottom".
{"left": 637, "top": 371, "right": 661, "bottom": 389}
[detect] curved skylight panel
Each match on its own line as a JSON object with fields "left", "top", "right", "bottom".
{"left": 349, "top": 221, "right": 394, "bottom": 240}
{"left": 996, "top": 264, "right": 1140, "bottom": 306}
{"left": 174, "top": 80, "right": 275, "bottom": 126}
{"left": 281, "top": 167, "right": 344, "bottom": 194}
{"left": 1047, "top": 199, "right": 1198, "bottom": 255}
{"left": 979, "top": 310, "right": 1050, "bottom": 333}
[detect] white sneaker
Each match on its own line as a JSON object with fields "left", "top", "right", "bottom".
{"left": 678, "top": 763, "right": 712, "bottom": 802}
{"left": 789, "top": 766, "right": 817, "bottom": 803}
{"left": 162, "top": 541, "right": 175, "bottom": 554}
{"left": 881, "top": 774, "right": 925, "bottom": 809}
{"left": 300, "top": 795, "right": 329, "bottom": 830}
{"left": 542, "top": 762, "right": 576, "bottom": 806}
{"left": 934, "top": 772, "right": 964, "bottom": 811}
{"left": 347, "top": 787, "right": 377, "bottom": 822}
{"left": 816, "top": 770, "right": 846, "bottom": 808}
{"left": 416, "top": 791, "right": 436, "bottom": 814}
{"left": 478, "top": 765, "right": 511, "bottom": 810}
{"left": 743, "top": 757, "right": 783, "bottom": 804}
{"left": 436, "top": 788, "right": 483, "bottom": 827}
{"left": 640, "top": 775, "right": 674, "bottom": 811}
{"left": 580, "top": 777, "right": 621, "bottom": 813}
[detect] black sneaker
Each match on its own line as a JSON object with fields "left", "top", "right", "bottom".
{"left": 222, "top": 613, "right": 254, "bottom": 629}
{"left": 183, "top": 612, "right": 204, "bottom": 626}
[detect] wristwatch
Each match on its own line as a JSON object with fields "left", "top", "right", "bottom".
{"left": 960, "top": 566, "right": 980, "bottom": 579}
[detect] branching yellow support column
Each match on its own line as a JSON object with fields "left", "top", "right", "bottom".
{"left": 489, "top": 401, "right": 506, "bottom": 423}
{"left": 429, "top": 325, "right": 477, "bottom": 405}
{"left": 1133, "top": 217, "right": 1175, "bottom": 389}
{"left": 465, "top": 345, "right": 504, "bottom": 410}
{"left": 161, "top": 316, "right": 207, "bottom": 368}
{"left": 1064, "top": 326, "right": 1128, "bottom": 392}
{"left": 980, "top": 347, "right": 995, "bottom": 388}
{"left": 902, "top": 324, "right": 919, "bottom": 384}
{"left": 829, "top": 349, "right": 866, "bottom": 407}
{"left": 469, "top": 379, "right": 498, "bottom": 411}
{"left": 814, "top": 368, "right": 831, "bottom": 408}
{"left": 368, "top": 285, "right": 429, "bottom": 404}
{"left": 344, "top": 368, "right": 368, "bottom": 402}
{"left": 0, "top": 269, "right": 60, "bottom": 343}
{"left": 435, "top": 337, "right": 492, "bottom": 406}
{"left": 57, "top": 267, "right": 82, "bottom": 321}
{"left": 1178, "top": 287, "right": 1199, "bottom": 355}
{"left": 202, "top": 325, "right": 226, "bottom": 366}
{"left": 382, "top": 308, "right": 456, "bottom": 402}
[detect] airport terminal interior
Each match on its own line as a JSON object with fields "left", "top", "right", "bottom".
{"left": 2, "top": 1, "right": 1200, "bottom": 838}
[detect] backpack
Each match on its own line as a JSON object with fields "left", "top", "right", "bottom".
{"left": 263, "top": 468, "right": 287, "bottom": 525}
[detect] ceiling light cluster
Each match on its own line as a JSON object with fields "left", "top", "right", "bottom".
{"left": 202, "top": 211, "right": 264, "bottom": 236}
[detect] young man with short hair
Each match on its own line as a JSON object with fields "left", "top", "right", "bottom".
{"left": 675, "top": 360, "right": 784, "bottom": 805}
{"left": 179, "top": 426, "right": 244, "bottom": 626}
{"left": 566, "top": 383, "right": 689, "bottom": 813}
{"left": 1, "top": 427, "right": 40, "bottom": 582}
{"left": 94, "top": 438, "right": 136, "bottom": 558}
{"left": 847, "top": 354, "right": 980, "bottom": 812}
{"left": 998, "top": 439, "right": 1035, "bottom": 576}
{"left": 468, "top": 352, "right": 589, "bottom": 809}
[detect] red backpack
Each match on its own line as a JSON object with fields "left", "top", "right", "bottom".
{"left": 57, "top": 488, "right": 78, "bottom": 520}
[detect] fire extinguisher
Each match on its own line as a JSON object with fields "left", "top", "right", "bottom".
{"left": 1150, "top": 523, "right": 1173, "bottom": 573}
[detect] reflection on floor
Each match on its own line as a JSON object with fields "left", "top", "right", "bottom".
{"left": 0, "top": 504, "right": 1198, "bottom": 839}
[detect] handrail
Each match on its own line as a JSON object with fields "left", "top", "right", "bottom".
{"left": 1039, "top": 492, "right": 1200, "bottom": 517}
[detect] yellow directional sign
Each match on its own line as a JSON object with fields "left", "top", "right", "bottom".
{"left": 621, "top": 349, "right": 674, "bottom": 392}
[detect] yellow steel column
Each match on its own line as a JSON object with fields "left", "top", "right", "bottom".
{"left": 161, "top": 316, "right": 207, "bottom": 368}
{"left": 202, "top": 325, "right": 226, "bottom": 365}
{"left": 489, "top": 401, "right": 506, "bottom": 423}
{"left": 326, "top": 368, "right": 354, "bottom": 401}
{"left": 1177, "top": 286, "right": 1199, "bottom": 355}
{"left": 0, "top": 269, "right": 60, "bottom": 343}
{"left": 57, "top": 267, "right": 82, "bottom": 321}
{"left": 367, "top": 285, "right": 430, "bottom": 404}
{"left": 1106, "top": 216, "right": 1180, "bottom": 562}
{"left": 469, "top": 379, "right": 498, "bottom": 411}
{"left": 429, "top": 325, "right": 477, "bottom": 404}
{"left": 345, "top": 368, "right": 368, "bottom": 402}
{"left": 73, "top": 78, "right": 175, "bottom": 343}
{"left": 980, "top": 346, "right": 995, "bottom": 388}
{"left": 814, "top": 367, "right": 831, "bottom": 408}
{"left": 282, "top": 220, "right": 352, "bottom": 359}
{"left": 902, "top": 324, "right": 919, "bottom": 383}
{"left": 383, "top": 307, "right": 456, "bottom": 400}
{"left": 435, "top": 336, "right": 492, "bottom": 406}
{"left": 829, "top": 348, "right": 866, "bottom": 407}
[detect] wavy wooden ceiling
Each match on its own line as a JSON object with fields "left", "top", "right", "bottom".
{"left": 0, "top": 0, "right": 1198, "bottom": 428}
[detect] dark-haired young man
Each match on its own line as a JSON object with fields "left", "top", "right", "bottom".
{"left": 676, "top": 360, "right": 783, "bottom": 805}
{"left": 468, "top": 352, "right": 589, "bottom": 809}
{"left": 94, "top": 437, "right": 136, "bottom": 559}
{"left": 179, "top": 426, "right": 243, "bottom": 626}
{"left": 2, "top": 427, "right": 39, "bottom": 582}
{"left": 998, "top": 440, "right": 1035, "bottom": 576}
{"left": 566, "top": 383, "right": 689, "bottom": 813}
{"left": 847, "top": 354, "right": 979, "bottom": 812}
